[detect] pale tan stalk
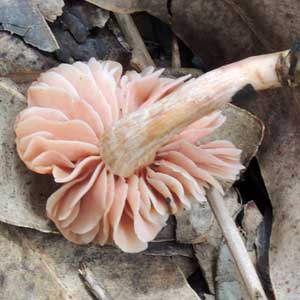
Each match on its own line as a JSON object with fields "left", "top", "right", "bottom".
{"left": 171, "top": 35, "right": 181, "bottom": 68}
{"left": 100, "top": 49, "right": 296, "bottom": 177}
{"left": 114, "top": 13, "right": 155, "bottom": 70}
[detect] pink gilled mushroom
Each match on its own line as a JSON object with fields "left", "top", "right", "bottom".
{"left": 14, "top": 58, "right": 244, "bottom": 252}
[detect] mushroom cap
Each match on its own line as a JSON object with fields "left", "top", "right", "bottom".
{"left": 15, "top": 58, "right": 243, "bottom": 252}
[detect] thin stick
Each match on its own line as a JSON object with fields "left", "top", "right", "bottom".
{"left": 171, "top": 35, "right": 181, "bottom": 68}
{"left": 79, "top": 263, "right": 113, "bottom": 300}
{"left": 114, "top": 13, "right": 155, "bottom": 71}
{"left": 206, "top": 188, "right": 267, "bottom": 300}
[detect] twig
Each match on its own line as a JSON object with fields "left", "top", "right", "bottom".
{"left": 171, "top": 34, "right": 181, "bottom": 68}
{"left": 114, "top": 13, "right": 155, "bottom": 70}
{"left": 79, "top": 263, "right": 113, "bottom": 300}
{"left": 163, "top": 67, "right": 202, "bottom": 78}
{"left": 206, "top": 188, "right": 267, "bottom": 300}
{"left": 107, "top": 18, "right": 131, "bottom": 52}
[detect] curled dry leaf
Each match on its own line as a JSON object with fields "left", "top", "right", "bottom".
{"left": 0, "top": 222, "right": 201, "bottom": 300}
{"left": 240, "top": 87, "right": 300, "bottom": 299}
{"left": 192, "top": 188, "right": 241, "bottom": 293}
{"left": 215, "top": 201, "right": 262, "bottom": 300}
{"left": 0, "top": 81, "right": 57, "bottom": 232}
{"left": 216, "top": 241, "right": 251, "bottom": 300}
{"left": 85, "top": 0, "right": 169, "bottom": 23}
{"left": 0, "top": 0, "right": 59, "bottom": 52}
{"left": 171, "top": 256, "right": 199, "bottom": 279}
{"left": 176, "top": 104, "right": 264, "bottom": 244}
{"left": 65, "top": 1, "right": 109, "bottom": 29}
{"left": 0, "top": 32, "right": 57, "bottom": 84}
{"left": 32, "top": 0, "right": 65, "bottom": 22}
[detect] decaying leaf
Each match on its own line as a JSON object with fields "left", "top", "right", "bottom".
{"left": 0, "top": 32, "right": 57, "bottom": 84}
{"left": 176, "top": 200, "right": 213, "bottom": 244}
{"left": 242, "top": 201, "right": 263, "bottom": 251}
{"left": 85, "top": 0, "right": 169, "bottom": 23}
{"left": 204, "top": 104, "right": 264, "bottom": 168}
{"left": 0, "top": 82, "right": 57, "bottom": 233}
{"left": 0, "top": 222, "right": 201, "bottom": 300}
{"left": 176, "top": 104, "right": 264, "bottom": 245}
{"left": 32, "top": 0, "right": 65, "bottom": 22}
{"left": 0, "top": 0, "right": 59, "bottom": 52}
{"left": 64, "top": 1, "right": 109, "bottom": 30}
{"left": 0, "top": 223, "right": 69, "bottom": 300}
{"left": 50, "top": 2, "right": 130, "bottom": 65}
{"left": 215, "top": 201, "right": 262, "bottom": 300}
{"left": 216, "top": 241, "right": 251, "bottom": 300}
{"left": 239, "top": 87, "right": 300, "bottom": 299}
{"left": 154, "top": 216, "right": 176, "bottom": 242}
{"left": 171, "top": 256, "right": 199, "bottom": 279}
{"left": 146, "top": 242, "right": 194, "bottom": 258}
{"left": 192, "top": 188, "right": 241, "bottom": 293}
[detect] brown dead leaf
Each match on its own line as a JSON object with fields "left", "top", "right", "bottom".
{"left": 216, "top": 241, "right": 251, "bottom": 300}
{"left": 176, "top": 104, "right": 264, "bottom": 245}
{"left": 215, "top": 201, "right": 262, "bottom": 300}
{"left": 0, "top": 0, "right": 59, "bottom": 52}
{"left": 239, "top": 87, "right": 300, "bottom": 300}
{"left": 204, "top": 104, "right": 264, "bottom": 168}
{"left": 85, "top": 0, "right": 169, "bottom": 22}
{"left": 32, "top": 0, "right": 65, "bottom": 22}
{"left": 171, "top": 256, "right": 199, "bottom": 279}
{"left": 0, "top": 222, "right": 201, "bottom": 300}
{"left": 0, "top": 32, "right": 57, "bottom": 84}
{"left": 0, "top": 82, "right": 57, "bottom": 233}
{"left": 192, "top": 188, "right": 241, "bottom": 293}
{"left": 0, "top": 223, "right": 72, "bottom": 300}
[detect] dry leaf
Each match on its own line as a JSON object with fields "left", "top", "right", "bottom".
{"left": 85, "top": 0, "right": 169, "bottom": 23}
{"left": 215, "top": 201, "right": 262, "bottom": 300}
{"left": 192, "top": 188, "right": 241, "bottom": 293}
{"left": 240, "top": 87, "right": 300, "bottom": 299}
{"left": 0, "top": 32, "right": 57, "bottom": 84}
{"left": 154, "top": 216, "right": 176, "bottom": 242}
{"left": 0, "top": 223, "right": 69, "bottom": 300}
{"left": 0, "top": 82, "right": 57, "bottom": 233}
{"left": 176, "top": 104, "right": 264, "bottom": 245}
{"left": 216, "top": 241, "right": 251, "bottom": 300}
{"left": 204, "top": 104, "right": 264, "bottom": 167}
{"left": 0, "top": 0, "right": 59, "bottom": 52}
{"left": 32, "top": 0, "right": 65, "bottom": 22}
{"left": 171, "top": 256, "right": 199, "bottom": 279}
{"left": 65, "top": 1, "right": 109, "bottom": 29}
{"left": 50, "top": 2, "right": 130, "bottom": 65}
{"left": 0, "top": 222, "right": 201, "bottom": 300}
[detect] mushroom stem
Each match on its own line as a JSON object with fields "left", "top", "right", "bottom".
{"left": 100, "top": 48, "right": 298, "bottom": 177}
{"left": 207, "top": 188, "right": 267, "bottom": 300}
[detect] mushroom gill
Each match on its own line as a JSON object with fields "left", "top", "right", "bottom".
{"left": 14, "top": 58, "right": 244, "bottom": 252}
